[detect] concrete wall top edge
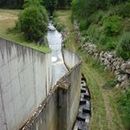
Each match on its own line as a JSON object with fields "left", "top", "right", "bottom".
{"left": 63, "top": 49, "right": 82, "bottom": 69}
{"left": 19, "top": 85, "right": 59, "bottom": 130}
{"left": 0, "top": 37, "right": 50, "bottom": 55}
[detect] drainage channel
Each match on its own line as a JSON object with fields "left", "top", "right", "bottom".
{"left": 73, "top": 74, "right": 91, "bottom": 130}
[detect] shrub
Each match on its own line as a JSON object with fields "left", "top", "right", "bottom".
{"left": 17, "top": 5, "right": 48, "bottom": 42}
{"left": 86, "top": 25, "right": 101, "bottom": 43}
{"left": 103, "top": 15, "right": 122, "bottom": 36}
{"left": 116, "top": 32, "right": 130, "bottom": 60}
{"left": 72, "top": 0, "right": 108, "bottom": 20}
{"left": 106, "top": 40, "right": 117, "bottom": 50}
{"left": 117, "top": 2, "right": 130, "bottom": 18}
{"left": 79, "top": 19, "right": 90, "bottom": 31}
{"left": 117, "top": 89, "right": 130, "bottom": 130}
{"left": 98, "top": 34, "right": 117, "bottom": 50}
{"left": 88, "top": 10, "right": 105, "bottom": 24}
{"left": 109, "top": 0, "right": 129, "bottom": 5}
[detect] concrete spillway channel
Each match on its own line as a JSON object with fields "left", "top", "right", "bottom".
{"left": 0, "top": 21, "right": 90, "bottom": 130}
{"left": 48, "top": 23, "right": 91, "bottom": 130}
{"left": 47, "top": 22, "right": 68, "bottom": 85}
{"left": 73, "top": 75, "right": 91, "bottom": 130}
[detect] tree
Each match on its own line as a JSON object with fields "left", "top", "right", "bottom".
{"left": 17, "top": 0, "right": 48, "bottom": 42}
{"left": 57, "top": 0, "right": 72, "bottom": 8}
{"left": 43, "top": 0, "right": 57, "bottom": 16}
{"left": 0, "top": 0, "right": 24, "bottom": 8}
{"left": 72, "top": 0, "right": 108, "bottom": 19}
{"left": 57, "top": 0, "right": 67, "bottom": 8}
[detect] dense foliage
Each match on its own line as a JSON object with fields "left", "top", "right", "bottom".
{"left": 0, "top": 0, "right": 24, "bottom": 8}
{"left": 57, "top": 0, "right": 71, "bottom": 8}
{"left": 116, "top": 32, "right": 130, "bottom": 60}
{"left": 43, "top": 0, "right": 72, "bottom": 15}
{"left": 72, "top": 0, "right": 130, "bottom": 60}
{"left": 43, "top": 0, "right": 57, "bottom": 16}
{"left": 17, "top": 0, "right": 48, "bottom": 42}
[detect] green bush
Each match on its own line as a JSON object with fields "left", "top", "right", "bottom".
{"left": 72, "top": 0, "right": 108, "bottom": 20}
{"left": 103, "top": 15, "right": 122, "bottom": 36}
{"left": 86, "top": 24, "right": 100, "bottom": 43}
{"left": 17, "top": 5, "right": 48, "bottom": 42}
{"left": 117, "top": 89, "right": 130, "bottom": 130}
{"left": 88, "top": 10, "right": 105, "bottom": 24}
{"left": 117, "top": 2, "right": 130, "bottom": 18}
{"left": 116, "top": 32, "right": 130, "bottom": 60}
{"left": 79, "top": 19, "right": 90, "bottom": 31}
{"left": 98, "top": 34, "right": 117, "bottom": 50}
{"left": 109, "top": 0, "right": 129, "bottom": 5}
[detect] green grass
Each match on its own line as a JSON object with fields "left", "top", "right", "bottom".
{"left": 0, "top": 9, "right": 50, "bottom": 53}
{"left": 55, "top": 10, "right": 126, "bottom": 130}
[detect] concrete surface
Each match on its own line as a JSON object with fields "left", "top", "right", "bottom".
{"left": 0, "top": 38, "right": 52, "bottom": 130}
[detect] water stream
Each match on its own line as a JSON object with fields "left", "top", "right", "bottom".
{"left": 47, "top": 22, "right": 68, "bottom": 85}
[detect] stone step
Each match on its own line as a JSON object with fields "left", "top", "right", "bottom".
{"left": 79, "top": 101, "right": 91, "bottom": 115}
{"left": 81, "top": 88, "right": 87, "bottom": 93}
{"left": 73, "top": 120, "right": 88, "bottom": 130}
{"left": 81, "top": 92, "right": 90, "bottom": 100}
{"left": 77, "top": 112, "right": 90, "bottom": 123}
{"left": 81, "top": 81, "right": 87, "bottom": 87}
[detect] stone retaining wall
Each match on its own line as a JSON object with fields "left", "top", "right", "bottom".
{"left": 73, "top": 22, "right": 130, "bottom": 88}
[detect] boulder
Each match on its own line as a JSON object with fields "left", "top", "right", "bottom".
{"left": 120, "top": 80, "right": 130, "bottom": 88}
{"left": 117, "top": 74, "right": 128, "bottom": 82}
{"left": 121, "top": 63, "right": 126, "bottom": 71}
{"left": 126, "top": 69, "right": 130, "bottom": 74}
{"left": 125, "top": 61, "right": 130, "bottom": 69}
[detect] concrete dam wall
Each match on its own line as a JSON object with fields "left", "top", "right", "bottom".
{"left": 0, "top": 38, "right": 81, "bottom": 130}
{"left": 0, "top": 38, "right": 52, "bottom": 130}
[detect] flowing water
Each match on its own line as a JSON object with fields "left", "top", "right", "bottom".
{"left": 47, "top": 22, "right": 68, "bottom": 85}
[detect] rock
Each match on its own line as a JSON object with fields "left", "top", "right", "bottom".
{"left": 121, "top": 62, "right": 130, "bottom": 74}
{"left": 116, "top": 64, "right": 120, "bottom": 70}
{"left": 114, "top": 70, "right": 120, "bottom": 76}
{"left": 126, "top": 61, "right": 130, "bottom": 69}
{"left": 120, "top": 80, "right": 130, "bottom": 88}
{"left": 126, "top": 69, "right": 130, "bottom": 74}
{"left": 104, "top": 59, "right": 109, "bottom": 65}
{"left": 121, "top": 63, "right": 126, "bottom": 71}
{"left": 117, "top": 74, "right": 128, "bottom": 82}
{"left": 115, "top": 83, "right": 120, "bottom": 88}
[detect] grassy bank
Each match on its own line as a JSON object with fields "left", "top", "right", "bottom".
{"left": 55, "top": 10, "right": 126, "bottom": 130}
{"left": 0, "top": 9, "right": 50, "bottom": 53}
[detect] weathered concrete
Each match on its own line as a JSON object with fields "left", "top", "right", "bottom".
{"left": 0, "top": 38, "right": 52, "bottom": 130}
{"left": 0, "top": 38, "right": 82, "bottom": 130}
{"left": 20, "top": 50, "right": 81, "bottom": 130}
{"left": 58, "top": 63, "right": 81, "bottom": 130}
{"left": 20, "top": 87, "right": 58, "bottom": 130}
{"left": 63, "top": 49, "right": 80, "bottom": 68}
